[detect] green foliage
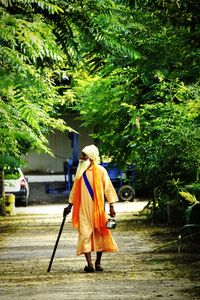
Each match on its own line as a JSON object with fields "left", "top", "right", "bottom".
{"left": 75, "top": 75, "right": 199, "bottom": 186}
{"left": 185, "top": 183, "right": 200, "bottom": 199}
{"left": 130, "top": 99, "right": 199, "bottom": 187}
{"left": 4, "top": 167, "right": 21, "bottom": 179}
{"left": 70, "top": 1, "right": 200, "bottom": 226}
{"left": 0, "top": 0, "right": 72, "bottom": 160}
{"left": 0, "top": 0, "right": 137, "bottom": 162}
{"left": 135, "top": 0, "right": 200, "bottom": 30}
{"left": 179, "top": 191, "right": 200, "bottom": 225}
{"left": 0, "top": 155, "right": 20, "bottom": 169}
{"left": 73, "top": 2, "right": 200, "bottom": 191}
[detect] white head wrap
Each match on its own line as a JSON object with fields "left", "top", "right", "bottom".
{"left": 82, "top": 144, "right": 99, "bottom": 162}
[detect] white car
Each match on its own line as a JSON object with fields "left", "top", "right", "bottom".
{"left": 4, "top": 168, "right": 29, "bottom": 206}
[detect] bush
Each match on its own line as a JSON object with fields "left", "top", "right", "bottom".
{"left": 185, "top": 183, "right": 200, "bottom": 200}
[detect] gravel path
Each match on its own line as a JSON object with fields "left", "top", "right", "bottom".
{"left": 0, "top": 205, "right": 200, "bottom": 300}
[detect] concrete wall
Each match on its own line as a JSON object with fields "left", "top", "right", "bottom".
{"left": 28, "top": 182, "right": 67, "bottom": 204}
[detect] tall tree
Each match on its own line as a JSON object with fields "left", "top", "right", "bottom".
{"left": 72, "top": 1, "right": 200, "bottom": 194}
{"left": 0, "top": 0, "right": 135, "bottom": 159}
{"left": 0, "top": 0, "right": 70, "bottom": 160}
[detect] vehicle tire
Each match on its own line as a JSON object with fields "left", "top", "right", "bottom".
{"left": 22, "top": 197, "right": 28, "bottom": 207}
{"left": 118, "top": 185, "right": 135, "bottom": 202}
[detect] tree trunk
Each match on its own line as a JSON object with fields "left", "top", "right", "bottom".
{"left": 0, "top": 169, "right": 6, "bottom": 215}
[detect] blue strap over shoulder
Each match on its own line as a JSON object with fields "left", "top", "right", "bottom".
{"left": 83, "top": 171, "right": 94, "bottom": 200}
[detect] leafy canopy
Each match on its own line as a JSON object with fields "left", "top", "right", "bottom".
{"left": 73, "top": 1, "right": 200, "bottom": 190}
{"left": 0, "top": 0, "right": 72, "bottom": 165}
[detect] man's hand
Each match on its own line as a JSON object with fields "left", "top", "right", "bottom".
{"left": 109, "top": 205, "right": 116, "bottom": 218}
{"left": 63, "top": 204, "right": 73, "bottom": 217}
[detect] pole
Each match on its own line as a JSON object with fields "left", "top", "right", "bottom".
{"left": 47, "top": 215, "right": 66, "bottom": 272}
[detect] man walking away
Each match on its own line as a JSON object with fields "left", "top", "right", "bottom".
{"left": 63, "top": 144, "right": 118, "bottom": 272}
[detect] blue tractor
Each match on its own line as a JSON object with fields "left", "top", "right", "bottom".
{"left": 46, "top": 133, "right": 136, "bottom": 201}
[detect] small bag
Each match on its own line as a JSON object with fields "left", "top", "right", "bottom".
{"left": 106, "top": 218, "right": 116, "bottom": 229}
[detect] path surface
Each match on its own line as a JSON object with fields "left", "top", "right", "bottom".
{"left": 0, "top": 202, "right": 200, "bottom": 300}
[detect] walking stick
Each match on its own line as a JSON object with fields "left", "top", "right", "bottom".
{"left": 47, "top": 215, "right": 66, "bottom": 272}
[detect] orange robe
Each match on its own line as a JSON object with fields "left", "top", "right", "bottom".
{"left": 68, "top": 164, "right": 118, "bottom": 255}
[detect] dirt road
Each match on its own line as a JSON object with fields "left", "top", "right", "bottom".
{"left": 0, "top": 203, "right": 200, "bottom": 300}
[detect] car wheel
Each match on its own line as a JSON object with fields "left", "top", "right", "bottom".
{"left": 118, "top": 185, "right": 135, "bottom": 202}
{"left": 22, "top": 197, "right": 28, "bottom": 207}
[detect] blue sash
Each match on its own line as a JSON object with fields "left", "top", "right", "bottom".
{"left": 83, "top": 171, "right": 94, "bottom": 200}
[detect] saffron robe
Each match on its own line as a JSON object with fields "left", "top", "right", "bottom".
{"left": 68, "top": 164, "right": 119, "bottom": 255}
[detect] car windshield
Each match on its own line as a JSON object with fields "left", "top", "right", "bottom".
{"left": 4, "top": 168, "right": 20, "bottom": 180}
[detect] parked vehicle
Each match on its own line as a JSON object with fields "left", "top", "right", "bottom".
{"left": 4, "top": 168, "right": 29, "bottom": 206}
{"left": 101, "top": 162, "right": 136, "bottom": 202}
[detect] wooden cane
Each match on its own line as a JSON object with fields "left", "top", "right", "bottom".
{"left": 47, "top": 215, "right": 66, "bottom": 272}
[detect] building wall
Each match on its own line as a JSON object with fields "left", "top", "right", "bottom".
{"left": 23, "top": 114, "right": 94, "bottom": 174}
